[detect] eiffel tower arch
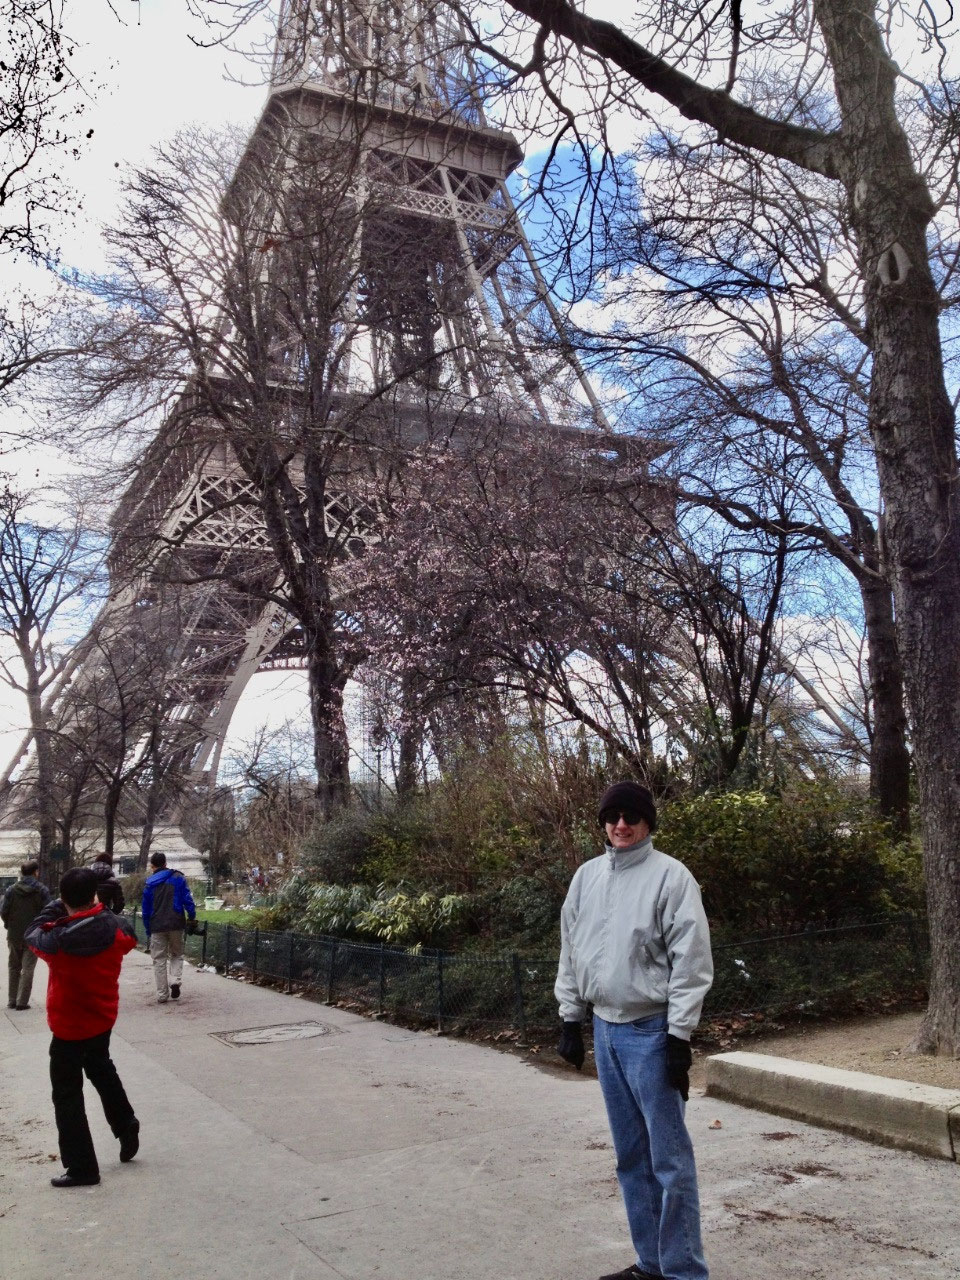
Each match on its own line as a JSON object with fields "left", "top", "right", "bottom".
{"left": 0, "top": 0, "right": 630, "bottom": 876}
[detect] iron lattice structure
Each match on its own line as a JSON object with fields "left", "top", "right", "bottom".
{"left": 1, "top": 0, "right": 642, "bottom": 841}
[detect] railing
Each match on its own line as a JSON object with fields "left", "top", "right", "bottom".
{"left": 127, "top": 912, "right": 928, "bottom": 1033}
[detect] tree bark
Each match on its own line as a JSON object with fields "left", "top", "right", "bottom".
{"left": 395, "top": 669, "right": 425, "bottom": 798}
{"left": 814, "top": 0, "right": 960, "bottom": 1052}
{"left": 138, "top": 781, "right": 163, "bottom": 871}
{"left": 858, "top": 572, "right": 911, "bottom": 835}
{"left": 304, "top": 621, "right": 351, "bottom": 817}
{"left": 24, "top": 676, "right": 56, "bottom": 884}
{"left": 103, "top": 782, "right": 122, "bottom": 861}
{"left": 396, "top": 724, "right": 421, "bottom": 798}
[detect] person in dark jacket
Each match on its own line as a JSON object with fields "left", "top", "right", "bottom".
{"left": 141, "top": 851, "right": 196, "bottom": 1003}
{"left": 25, "top": 866, "right": 140, "bottom": 1187}
{"left": 1, "top": 860, "right": 52, "bottom": 1009}
{"left": 89, "top": 854, "right": 125, "bottom": 914}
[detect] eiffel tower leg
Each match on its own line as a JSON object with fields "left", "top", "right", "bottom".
{"left": 186, "top": 600, "right": 294, "bottom": 794}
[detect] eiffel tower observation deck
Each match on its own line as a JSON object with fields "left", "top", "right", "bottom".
{"left": 257, "top": 0, "right": 608, "bottom": 421}
{"left": 0, "top": 0, "right": 647, "bottom": 878}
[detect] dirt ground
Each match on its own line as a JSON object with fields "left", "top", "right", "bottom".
{"left": 688, "top": 1009, "right": 960, "bottom": 1092}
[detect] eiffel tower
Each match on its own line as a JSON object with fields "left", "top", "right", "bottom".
{"left": 0, "top": 0, "right": 629, "bottom": 875}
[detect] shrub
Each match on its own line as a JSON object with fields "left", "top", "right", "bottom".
{"left": 120, "top": 871, "right": 147, "bottom": 906}
{"left": 300, "top": 883, "right": 371, "bottom": 937}
{"left": 248, "top": 877, "right": 468, "bottom": 949}
{"left": 474, "top": 873, "right": 566, "bottom": 950}
{"left": 301, "top": 809, "right": 377, "bottom": 884}
{"left": 657, "top": 783, "right": 920, "bottom": 935}
{"left": 361, "top": 806, "right": 437, "bottom": 886}
{"left": 247, "top": 873, "right": 314, "bottom": 931}
{"left": 354, "top": 886, "right": 468, "bottom": 947}
{"left": 298, "top": 734, "right": 609, "bottom": 895}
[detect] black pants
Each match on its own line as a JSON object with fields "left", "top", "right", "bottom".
{"left": 50, "top": 1030, "right": 137, "bottom": 1177}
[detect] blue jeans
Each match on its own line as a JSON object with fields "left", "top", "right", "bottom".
{"left": 593, "top": 1013, "right": 708, "bottom": 1280}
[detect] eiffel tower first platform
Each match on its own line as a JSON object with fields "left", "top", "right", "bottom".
{"left": 0, "top": 0, "right": 650, "bottom": 875}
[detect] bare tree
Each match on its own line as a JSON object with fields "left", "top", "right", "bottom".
{"left": 0, "top": 0, "right": 86, "bottom": 260}
{"left": 0, "top": 485, "right": 104, "bottom": 878}
{"left": 452, "top": 0, "right": 960, "bottom": 1054}
{"left": 0, "top": 2, "right": 117, "bottom": 398}
{"left": 50, "top": 602, "right": 197, "bottom": 860}
{"left": 350, "top": 425, "right": 821, "bottom": 789}
{"left": 228, "top": 720, "right": 317, "bottom": 874}
{"left": 562, "top": 138, "right": 914, "bottom": 831}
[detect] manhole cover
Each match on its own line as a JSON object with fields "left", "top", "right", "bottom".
{"left": 211, "top": 1021, "right": 340, "bottom": 1047}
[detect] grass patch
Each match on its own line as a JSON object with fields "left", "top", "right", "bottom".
{"left": 195, "top": 907, "right": 251, "bottom": 925}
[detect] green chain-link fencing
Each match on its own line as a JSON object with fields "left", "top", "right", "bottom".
{"left": 127, "top": 912, "right": 927, "bottom": 1032}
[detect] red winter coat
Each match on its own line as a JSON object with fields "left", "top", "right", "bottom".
{"left": 26, "top": 901, "right": 137, "bottom": 1040}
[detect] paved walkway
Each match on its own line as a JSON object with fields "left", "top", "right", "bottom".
{"left": 2, "top": 945, "right": 957, "bottom": 1280}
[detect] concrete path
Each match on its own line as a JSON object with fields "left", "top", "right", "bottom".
{"left": 2, "top": 948, "right": 957, "bottom": 1280}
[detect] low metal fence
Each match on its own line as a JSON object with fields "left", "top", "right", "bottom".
{"left": 127, "top": 912, "right": 928, "bottom": 1033}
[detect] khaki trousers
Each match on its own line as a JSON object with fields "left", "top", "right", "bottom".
{"left": 7, "top": 940, "right": 37, "bottom": 1007}
{"left": 149, "top": 931, "right": 184, "bottom": 998}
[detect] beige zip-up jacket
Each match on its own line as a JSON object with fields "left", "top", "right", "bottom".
{"left": 555, "top": 836, "right": 713, "bottom": 1040}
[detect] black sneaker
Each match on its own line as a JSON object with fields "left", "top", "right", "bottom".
{"left": 51, "top": 1172, "right": 100, "bottom": 1187}
{"left": 119, "top": 1120, "right": 140, "bottom": 1163}
{"left": 170, "top": 983, "right": 180, "bottom": 1000}
{"left": 598, "top": 1268, "right": 663, "bottom": 1280}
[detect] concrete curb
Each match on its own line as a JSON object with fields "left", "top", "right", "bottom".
{"left": 706, "top": 1051, "right": 960, "bottom": 1161}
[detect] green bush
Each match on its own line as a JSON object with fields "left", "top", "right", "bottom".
{"left": 657, "top": 783, "right": 921, "bottom": 935}
{"left": 249, "top": 876, "right": 469, "bottom": 949}
{"left": 304, "top": 734, "right": 607, "bottom": 895}
{"left": 301, "top": 809, "right": 378, "bottom": 884}
{"left": 361, "top": 806, "right": 438, "bottom": 886}
{"left": 301, "top": 883, "right": 372, "bottom": 937}
{"left": 271, "top": 738, "right": 922, "bottom": 951}
{"left": 247, "top": 873, "right": 314, "bottom": 931}
{"left": 354, "top": 886, "right": 468, "bottom": 946}
{"left": 120, "top": 871, "right": 147, "bottom": 906}
{"left": 472, "top": 873, "right": 566, "bottom": 951}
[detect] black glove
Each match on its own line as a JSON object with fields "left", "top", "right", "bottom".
{"left": 557, "top": 1021, "right": 585, "bottom": 1070}
{"left": 185, "top": 918, "right": 200, "bottom": 936}
{"left": 666, "top": 1033, "right": 692, "bottom": 1101}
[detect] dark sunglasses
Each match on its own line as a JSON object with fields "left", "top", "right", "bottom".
{"left": 600, "top": 807, "right": 644, "bottom": 826}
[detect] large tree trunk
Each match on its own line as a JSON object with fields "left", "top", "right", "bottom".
{"left": 858, "top": 573, "right": 911, "bottom": 836}
{"left": 816, "top": 0, "right": 960, "bottom": 1052}
{"left": 395, "top": 669, "right": 425, "bottom": 798}
{"left": 103, "top": 782, "right": 122, "bottom": 860}
{"left": 304, "top": 621, "right": 351, "bottom": 817}
{"left": 396, "top": 725, "right": 421, "bottom": 798}
{"left": 138, "top": 785, "right": 163, "bottom": 871}
{"left": 24, "top": 678, "right": 56, "bottom": 885}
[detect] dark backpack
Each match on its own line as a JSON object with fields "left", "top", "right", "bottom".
{"left": 95, "top": 877, "right": 125, "bottom": 914}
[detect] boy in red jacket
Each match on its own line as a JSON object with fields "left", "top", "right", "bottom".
{"left": 26, "top": 866, "right": 140, "bottom": 1188}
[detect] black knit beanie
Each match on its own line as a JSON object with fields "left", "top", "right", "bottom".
{"left": 598, "top": 781, "right": 657, "bottom": 833}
